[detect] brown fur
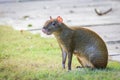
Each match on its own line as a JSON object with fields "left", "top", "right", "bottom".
{"left": 42, "top": 17, "right": 108, "bottom": 70}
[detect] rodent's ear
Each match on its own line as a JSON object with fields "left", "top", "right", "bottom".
{"left": 57, "top": 16, "right": 63, "bottom": 23}
{"left": 50, "top": 16, "right": 53, "bottom": 20}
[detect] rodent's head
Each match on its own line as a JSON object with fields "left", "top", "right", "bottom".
{"left": 42, "top": 16, "right": 63, "bottom": 35}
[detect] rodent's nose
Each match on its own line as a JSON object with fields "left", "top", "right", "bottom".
{"left": 43, "top": 27, "right": 46, "bottom": 29}
{"left": 42, "top": 28, "right": 47, "bottom": 33}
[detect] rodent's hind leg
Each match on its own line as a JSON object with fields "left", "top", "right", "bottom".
{"left": 77, "top": 56, "right": 95, "bottom": 69}
{"left": 76, "top": 56, "right": 84, "bottom": 68}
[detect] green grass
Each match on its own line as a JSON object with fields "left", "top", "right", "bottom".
{"left": 0, "top": 25, "right": 120, "bottom": 80}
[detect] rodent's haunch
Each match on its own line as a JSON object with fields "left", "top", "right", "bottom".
{"left": 42, "top": 16, "right": 108, "bottom": 70}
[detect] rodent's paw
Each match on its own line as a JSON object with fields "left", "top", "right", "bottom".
{"left": 76, "top": 66, "right": 83, "bottom": 68}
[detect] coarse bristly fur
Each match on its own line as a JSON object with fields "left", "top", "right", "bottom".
{"left": 42, "top": 16, "right": 108, "bottom": 70}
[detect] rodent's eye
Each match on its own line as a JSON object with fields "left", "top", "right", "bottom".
{"left": 52, "top": 22, "right": 56, "bottom": 25}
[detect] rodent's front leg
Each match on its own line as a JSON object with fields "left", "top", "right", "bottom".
{"left": 68, "top": 52, "right": 73, "bottom": 70}
{"left": 62, "top": 49, "right": 67, "bottom": 69}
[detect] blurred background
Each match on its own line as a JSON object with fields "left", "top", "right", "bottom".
{"left": 0, "top": 0, "right": 120, "bottom": 61}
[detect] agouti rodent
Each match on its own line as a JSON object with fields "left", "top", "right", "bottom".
{"left": 42, "top": 16, "right": 108, "bottom": 70}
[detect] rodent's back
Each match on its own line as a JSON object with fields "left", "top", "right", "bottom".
{"left": 72, "top": 27, "right": 108, "bottom": 68}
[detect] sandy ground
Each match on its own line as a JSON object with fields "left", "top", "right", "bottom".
{"left": 0, "top": 0, "right": 120, "bottom": 62}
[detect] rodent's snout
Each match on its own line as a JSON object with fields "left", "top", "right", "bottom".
{"left": 42, "top": 27, "right": 46, "bottom": 33}
{"left": 42, "top": 27, "right": 50, "bottom": 35}
{"left": 42, "top": 27, "right": 51, "bottom": 35}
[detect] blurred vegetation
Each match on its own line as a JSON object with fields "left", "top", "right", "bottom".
{"left": 0, "top": 25, "right": 120, "bottom": 80}
{"left": 28, "top": 24, "right": 33, "bottom": 27}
